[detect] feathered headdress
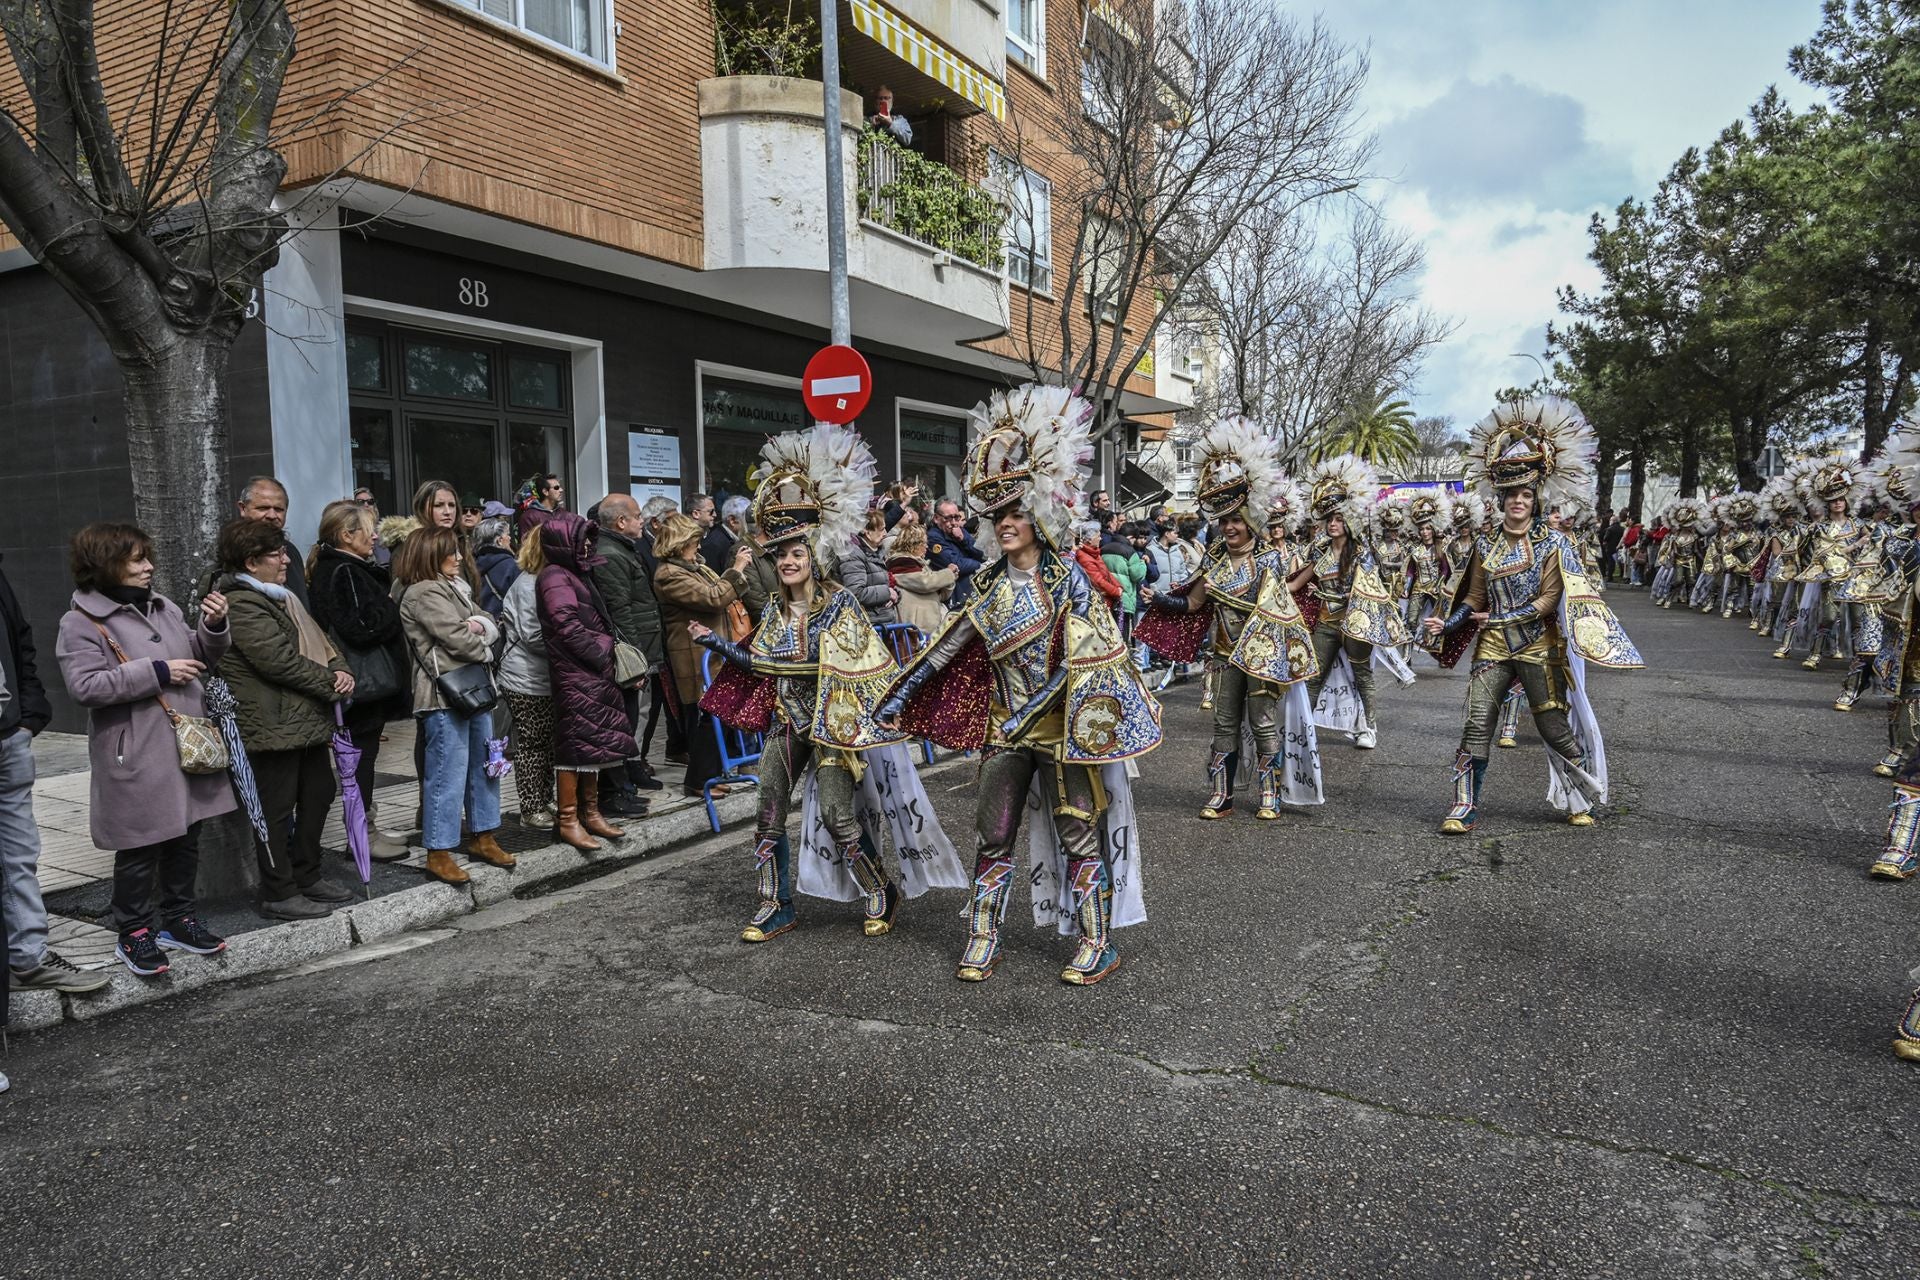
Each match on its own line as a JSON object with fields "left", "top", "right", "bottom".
{"left": 1452, "top": 491, "right": 1490, "bottom": 530}
{"left": 1403, "top": 487, "right": 1454, "bottom": 533}
{"left": 1880, "top": 420, "right": 1920, "bottom": 509}
{"left": 1374, "top": 489, "right": 1411, "bottom": 537}
{"left": 1808, "top": 461, "right": 1854, "bottom": 505}
{"left": 1664, "top": 498, "right": 1711, "bottom": 534}
{"left": 1464, "top": 397, "right": 1597, "bottom": 513}
{"left": 1264, "top": 474, "right": 1307, "bottom": 532}
{"left": 1777, "top": 458, "right": 1824, "bottom": 518}
{"left": 962, "top": 383, "right": 1095, "bottom": 546}
{"left": 1304, "top": 453, "right": 1378, "bottom": 529}
{"left": 1720, "top": 491, "right": 1761, "bottom": 526}
{"left": 747, "top": 422, "right": 876, "bottom": 556}
{"left": 1193, "top": 416, "right": 1284, "bottom": 522}
{"left": 1557, "top": 492, "right": 1596, "bottom": 528}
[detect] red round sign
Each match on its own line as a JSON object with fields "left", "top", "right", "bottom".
{"left": 802, "top": 345, "right": 872, "bottom": 425}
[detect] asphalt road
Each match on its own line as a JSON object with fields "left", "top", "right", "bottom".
{"left": 4, "top": 588, "right": 1916, "bottom": 1278}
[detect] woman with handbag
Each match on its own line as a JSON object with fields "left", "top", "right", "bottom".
{"left": 536, "top": 513, "right": 634, "bottom": 849}
{"left": 56, "top": 523, "right": 236, "bottom": 976}
{"left": 306, "top": 499, "right": 409, "bottom": 861}
{"left": 214, "top": 518, "right": 358, "bottom": 920}
{"left": 653, "top": 513, "right": 745, "bottom": 799}
{"left": 500, "top": 530, "right": 559, "bottom": 835}
{"left": 397, "top": 525, "right": 514, "bottom": 885}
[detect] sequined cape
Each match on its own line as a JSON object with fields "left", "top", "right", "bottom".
{"left": 1435, "top": 526, "right": 1643, "bottom": 671}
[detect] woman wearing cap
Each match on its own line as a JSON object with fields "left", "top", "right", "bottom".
{"left": 1140, "top": 417, "right": 1319, "bottom": 821}
{"left": 1424, "top": 398, "right": 1642, "bottom": 834}
{"left": 877, "top": 385, "right": 1162, "bottom": 987}
{"left": 694, "top": 425, "right": 963, "bottom": 943}
{"left": 1291, "top": 455, "right": 1410, "bottom": 752}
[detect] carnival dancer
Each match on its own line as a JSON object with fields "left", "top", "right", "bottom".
{"left": 1690, "top": 504, "right": 1731, "bottom": 611}
{"left": 1404, "top": 490, "right": 1455, "bottom": 644}
{"left": 1444, "top": 493, "right": 1484, "bottom": 598}
{"left": 877, "top": 385, "right": 1161, "bottom": 987}
{"left": 1762, "top": 464, "right": 1817, "bottom": 647}
{"left": 695, "top": 424, "right": 965, "bottom": 943}
{"left": 1138, "top": 417, "right": 1321, "bottom": 821}
{"left": 1374, "top": 497, "right": 1413, "bottom": 626}
{"left": 1266, "top": 486, "right": 1310, "bottom": 573}
{"left": 1787, "top": 465, "right": 1867, "bottom": 671}
{"left": 1713, "top": 492, "right": 1766, "bottom": 619}
{"left": 1293, "top": 455, "right": 1413, "bottom": 750}
{"left": 1425, "top": 398, "right": 1643, "bottom": 833}
{"left": 1867, "top": 426, "right": 1920, "bottom": 786}
{"left": 1655, "top": 499, "right": 1708, "bottom": 609}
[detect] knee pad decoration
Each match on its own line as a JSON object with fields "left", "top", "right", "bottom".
{"left": 1061, "top": 856, "right": 1120, "bottom": 987}
{"left": 957, "top": 855, "right": 1016, "bottom": 982}
{"left": 742, "top": 835, "right": 796, "bottom": 944}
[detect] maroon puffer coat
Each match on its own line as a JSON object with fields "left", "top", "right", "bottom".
{"left": 537, "top": 513, "right": 634, "bottom": 768}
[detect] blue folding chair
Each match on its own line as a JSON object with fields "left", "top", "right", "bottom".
{"left": 699, "top": 651, "right": 764, "bottom": 833}
{"left": 877, "top": 623, "right": 937, "bottom": 765}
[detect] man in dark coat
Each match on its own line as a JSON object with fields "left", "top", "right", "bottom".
{"left": 593, "top": 496, "right": 665, "bottom": 814}
{"left": 701, "top": 496, "right": 750, "bottom": 574}
{"left": 1, "top": 559, "right": 106, "bottom": 995}
{"left": 199, "top": 477, "right": 307, "bottom": 608}
{"left": 927, "top": 498, "right": 986, "bottom": 607}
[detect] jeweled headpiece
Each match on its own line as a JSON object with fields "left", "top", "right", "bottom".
{"left": 962, "top": 383, "right": 1094, "bottom": 546}
{"left": 1264, "top": 475, "right": 1306, "bottom": 531}
{"left": 747, "top": 423, "right": 876, "bottom": 555}
{"left": 1194, "top": 416, "right": 1284, "bottom": 521}
{"left": 1720, "top": 491, "right": 1760, "bottom": 526}
{"left": 1811, "top": 463, "right": 1854, "bottom": 503}
{"left": 1304, "top": 453, "right": 1378, "bottom": 527}
{"left": 1465, "top": 397, "right": 1596, "bottom": 511}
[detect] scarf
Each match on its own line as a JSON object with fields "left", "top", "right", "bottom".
{"left": 240, "top": 573, "right": 336, "bottom": 667}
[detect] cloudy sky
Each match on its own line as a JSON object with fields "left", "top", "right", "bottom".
{"left": 1316, "top": 0, "right": 1829, "bottom": 428}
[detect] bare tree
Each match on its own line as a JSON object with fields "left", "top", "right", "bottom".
{"left": 994, "top": 0, "right": 1370, "bottom": 457}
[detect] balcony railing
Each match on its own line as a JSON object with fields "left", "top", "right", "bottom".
{"left": 857, "top": 133, "right": 1006, "bottom": 274}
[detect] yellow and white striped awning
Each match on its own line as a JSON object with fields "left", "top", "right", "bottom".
{"left": 849, "top": 0, "right": 1006, "bottom": 121}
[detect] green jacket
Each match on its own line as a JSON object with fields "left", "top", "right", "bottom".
{"left": 592, "top": 530, "right": 664, "bottom": 666}
{"left": 217, "top": 578, "right": 347, "bottom": 754}
{"left": 1102, "top": 548, "right": 1147, "bottom": 614}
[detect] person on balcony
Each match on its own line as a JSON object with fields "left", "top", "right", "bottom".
{"left": 868, "top": 85, "right": 912, "bottom": 146}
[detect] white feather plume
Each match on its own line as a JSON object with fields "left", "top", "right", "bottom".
{"left": 1464, "top": 396, "right": 1598, "bottom": 511}
{"left": 1267, "top": 473, "right": 1308, "bottom": 532}
{"left": 1304, "top": 452, "right": 1379, "bottom": 531}
{"left": 964, "top": 383, "right": 1095, "bottom": 545}
{"left": 1194, "top": 415, "right": 1284, "bottom": 518}
{"left": 748, "top": 421, "right": 877, "bottom": 553}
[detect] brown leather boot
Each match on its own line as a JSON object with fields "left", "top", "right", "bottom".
{"left": 424, "top": 849, "right": 470, "bottom": 885}
{"left": 554, "top": 772, "right": 602, "bottom": 852}
{"left": 580, "top": 771, "right": 626, "bottom": 840}
{"left": 465, "top": 831, "right": 517, "bottom": 869}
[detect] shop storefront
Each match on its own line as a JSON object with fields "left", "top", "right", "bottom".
{"left": 897, "top": 403, "right": 968, "bottom": 504}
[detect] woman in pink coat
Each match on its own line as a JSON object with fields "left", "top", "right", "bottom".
{"left": 56, "top": 523, "right": 236, "bottom": 977}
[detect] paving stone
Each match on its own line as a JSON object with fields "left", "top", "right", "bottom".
{"left": 68, "top": 914, "right": 354, "bottom": 1021}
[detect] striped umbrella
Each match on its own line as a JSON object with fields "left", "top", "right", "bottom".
{"left": 202, "top": 675, "right": 270, "bottom": 848}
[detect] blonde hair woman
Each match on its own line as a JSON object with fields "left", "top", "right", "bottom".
{"left": 652, "top": 513, "right": 746, "bottom": 797}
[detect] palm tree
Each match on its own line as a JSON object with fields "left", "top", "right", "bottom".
{"left": 1320, "top": 389, "right": 1418, "bottom": 467}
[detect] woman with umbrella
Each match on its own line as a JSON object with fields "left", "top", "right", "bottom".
{"left": 56, "top": 523, "right": 236, "bottom": 977}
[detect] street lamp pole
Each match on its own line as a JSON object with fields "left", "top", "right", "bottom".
{"left": 1508, "top": 352, "right": 1549, "bottom": 384}
{"left": 820, "top": 0, "right": 852, "bottom": 347}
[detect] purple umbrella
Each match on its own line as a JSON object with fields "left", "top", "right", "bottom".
{"left": 330, "top": 704, "right": 372, "bottom": 897}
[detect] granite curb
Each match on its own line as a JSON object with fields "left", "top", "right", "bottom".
{"left": 12, "top": 789, "right": 757, "bottom": 1032}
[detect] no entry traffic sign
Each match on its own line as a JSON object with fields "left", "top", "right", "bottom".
{"left": 803, "top": 345, "right": 872, "bottom": 425}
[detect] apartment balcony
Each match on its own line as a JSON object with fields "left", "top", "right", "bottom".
{"left": 697, "top": 76, "right": 1007, "bottom": 350}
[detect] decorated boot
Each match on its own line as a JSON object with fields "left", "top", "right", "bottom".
{"left": 1869, "top": 787, "right": 1920, "bottom": 881}
{"left": 1060, "top": 856, "right": 1120, "bottom": 986}
{"left": 1835, "top": 659, "right": 1871, "bottom": 712}
{"left": 1896, "top": 989, "right": 1920, "bottom": 1062}
{"left": 845, "top": 833, "right": 900, "bottom": 937}
{"left": 1200, "top": 750, "right": 1236, "bottom": 820}
{"left": 1439, "top": 749, "right": 1486, "bottom": 835}
{"left": 1256, "top": 752, "right": 1284, "bottom": 821}
{"left": 956, "top": 855, "right": 1015, "bottom": 982}
{"left": 741, "top": 835, "right": 796, "bottom": 943}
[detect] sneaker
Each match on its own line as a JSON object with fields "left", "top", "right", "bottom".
{"left": 1355, "top": 724, "right": 1378, "bottom": 750}
{"left": 521, "top": 806, "right": 557, "bottom": 830}
{"left": 12, "top": 950, "right": 112, "bottom": 994}
{"left": 300, "top": 876, "right": 356, "bottom": 904}
{"left": 157, "top": 917, "right": 228, "bottom": 956}
{"left": 115, "top": 928, "right": 170, "bottom": 977}
{"left": 260, "top": 894, "right": 332, "bottom": 921}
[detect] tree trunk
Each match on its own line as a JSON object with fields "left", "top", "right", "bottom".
{"left": 1862, "top": 320, "right": 1886, "bottom": 459}
{"left": 1678, "top": 420, "right": 1700, "bottom": 498}
{"left": 1732, "top": 414, "right": 1761, "bottom": 493}
{"left": 123, "top": 334, "right": 233, "bottom": 604}
{"left": 1595, "top": 439, "right": 1620, "bottom": 518}
{"left": 1628, "top": 445, "right": 1646, "bottom": 519}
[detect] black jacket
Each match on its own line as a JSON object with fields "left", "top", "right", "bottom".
{"left": 476, "top": 544, "right": 521, "bottom": 618}
{"left": 0, "top": 560, "right": 52, "bottom": 738}
{"left": 699, "top": 524, "right": 739, "bottom": 575}
{"left": 593, "top": 528, "right": 665, "bottom": 665}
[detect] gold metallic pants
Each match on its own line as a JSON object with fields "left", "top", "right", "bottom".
{"left": 976, "top": 747, "right": 1103, "bottom": 864}
{"left": 1304, "top": 622, "right": 1374, "bottom": 721}
{"left": 1461, "top": 658, "right": 1581, "bottom": 763}
{"left": 756, "top": 720, "right": 858, "bottom": 846}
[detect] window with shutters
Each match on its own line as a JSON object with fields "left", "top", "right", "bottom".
{"left": 450, "top": 0, "right": 613, "bottom": 66}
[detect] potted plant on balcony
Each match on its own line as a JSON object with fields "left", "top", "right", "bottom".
{"left": 710, "top": 1, "right": 820, "bottom": 78}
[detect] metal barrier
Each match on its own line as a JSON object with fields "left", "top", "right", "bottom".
{"left": 698, "top": 651, "right": 764, "bottom": 834}
{"left": 877, "top": 623, "right": 936, "bottom": 765}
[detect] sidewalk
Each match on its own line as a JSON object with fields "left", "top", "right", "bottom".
{"left": 16, "top": 718, "right": 756, "bottom": 1029}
